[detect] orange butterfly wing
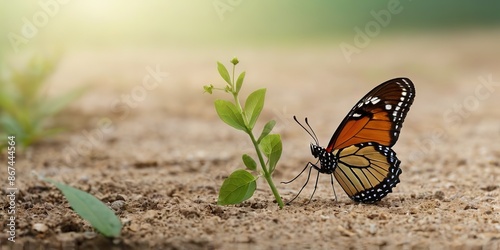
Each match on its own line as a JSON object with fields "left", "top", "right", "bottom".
{"left": 326, "top": 78, "right": 415, "bottom": 152}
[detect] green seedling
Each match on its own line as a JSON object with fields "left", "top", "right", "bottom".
{"left": 41, "top": 176, "right": 122, "bottom": 237}
{"left": 0, "top": 55, "right": 85, "bottom": 150}
{"left": 204, "top": 58, "right": 284, "bottom": 208}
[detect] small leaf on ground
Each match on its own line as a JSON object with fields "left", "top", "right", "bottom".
{"left": 44, "top": 178, "right": 122, "bottom": 237}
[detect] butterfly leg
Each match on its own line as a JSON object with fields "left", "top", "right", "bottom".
{"left": 283, "top": 162, "right": 314, "bottom": 205}
{"left": 281, "top": 161, "right": 311, "bottom": 184}
{"left": 329, "top": 174, "right": 338, "bottom": 202}
{"left": 306, "top": 170, "right": 321, "bottom": 204}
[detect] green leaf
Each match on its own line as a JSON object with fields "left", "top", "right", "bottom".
{"left": 44, "top": 178, "right": 122, "bottom": 237}
{"left": 259, "top": 134, "right": 282, "bottom": 174}
{"left": 242, "top": 154, "right": 257, "bottom": 171}
{"left": 235, "top": 71, "right": 245, "bottom": 94}
{"left": 244, "top": 88, "right": 266, "bottom": 129}
{"left": 257, "top": 120, "right": 276, "bottom": 143}
{"left": 217, "top": 62, "right": 232, "bottom": 86}
{"left": 214, "top": 100, "right": 246, "bottom": 131}
{"left": 218, "top": 169, "right": 257, "bottom": 205}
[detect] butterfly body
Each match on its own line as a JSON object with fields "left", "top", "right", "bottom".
{"left": 310, "top": 144, "right": 336, "bottom": 174}
{"left": 286, "top": 78, "right": 415, "bottom": 203}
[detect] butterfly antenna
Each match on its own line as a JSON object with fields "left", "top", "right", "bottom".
{"left": 293, "top": 116, "right": 319, "bottom": 145}
{"left": 304, "top": 117, "right": 320, "bottom": 145}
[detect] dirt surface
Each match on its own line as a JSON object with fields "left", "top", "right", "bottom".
{"left": 1, "top": 33, "right": 500, "bottom": 249}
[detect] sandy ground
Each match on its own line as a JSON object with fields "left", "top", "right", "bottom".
{"left": 1, "top": 32, "right": 500, "bottom": 249}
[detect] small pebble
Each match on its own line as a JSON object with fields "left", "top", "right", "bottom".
{"left": 32, "top": 223, "right": 48, "bottom": 233}
{"left": 144, "top": 210, "right": 157, "bottom": 220}
{"left": 116, "top": 194, "right": 128, "bottom": 201}
{"left": 464, "top": 204, "right": 478, "bottom": 210}
{"left": 337, "top": 225, "right": 355, "bottom": 237}
{"left": 83, "top": 231, "right": 97, "bottom": 239}
{"left": 110, "top": 200, "right": 126, "bottom": 211}
{"left": 434, "top": 191, "right": 445, "bottom": 200}
{"left": 129, "top": 223, "right": 140, "bottom": 232}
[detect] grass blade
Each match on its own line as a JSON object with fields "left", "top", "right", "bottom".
{"left": 37, "top": 86, "right": 86, "bottom": 119}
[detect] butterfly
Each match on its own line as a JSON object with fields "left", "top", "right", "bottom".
{"left": 284, "top": 78, "right": 415, "bottom": 203}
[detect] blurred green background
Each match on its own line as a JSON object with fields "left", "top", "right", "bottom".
{"left": 1, "top": 0, "right": 499, "bottom": 53}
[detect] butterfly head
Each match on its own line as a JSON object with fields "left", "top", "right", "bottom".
{"left": 310, "top": 143, "right": 322, "bottom": 158}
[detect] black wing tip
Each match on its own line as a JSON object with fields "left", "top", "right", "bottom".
{"left": 383, "top": 77, "right": 415, "bottom": 89}
{"left": 387, "top": 77, "right": 412, "bottom": 82}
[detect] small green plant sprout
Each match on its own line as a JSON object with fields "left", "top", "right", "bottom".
{"left": 38, "top": 175, "right": 123, "bottom": 237}
{"left": 0, "top": 55, "right": 85, "bottom": 150}
{"left": 204, "top": 58, "right": 284, "bottom": 208}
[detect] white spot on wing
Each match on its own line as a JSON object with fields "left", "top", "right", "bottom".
{"left": 385, "top": 104, "right": 392, "bottom": 110}
{"left": 370, "top": 97, "right": 380, "bottom": 104}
